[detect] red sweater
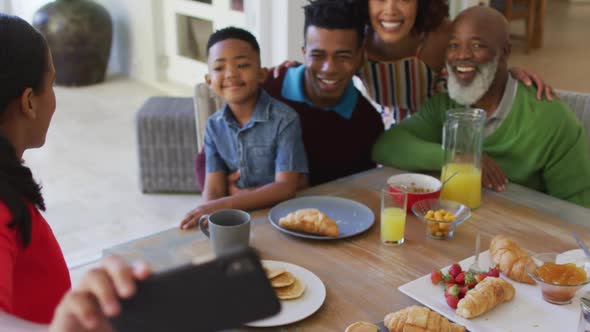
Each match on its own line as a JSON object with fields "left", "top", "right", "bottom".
{"left": 0, "top": 202, "right": 71, "bottom": 324}
{"left": 263, "top": 68, "right": 384, "bottom": 185}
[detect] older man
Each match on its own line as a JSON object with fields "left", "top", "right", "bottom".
{"left": 372, "top": 6, "right": 590, "bottom": 208}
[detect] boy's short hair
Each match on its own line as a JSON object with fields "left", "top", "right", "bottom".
{"left": 303, "top": 0, "right": 367, "bottom": 47}
{"left": 206, "top": 26, "right": 260, "bottom": 56}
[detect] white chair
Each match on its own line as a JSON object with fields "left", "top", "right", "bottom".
{"left": 557, "top": 90, "right": 590, "bottom": 148}
{"left": 193, "top": 83, "right": 224, "bottom": 154}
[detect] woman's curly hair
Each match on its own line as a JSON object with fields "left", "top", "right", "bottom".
{"left": 414, "top": 0, "right": 449, "bottom": 34}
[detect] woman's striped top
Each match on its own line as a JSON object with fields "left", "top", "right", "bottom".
{"left": 359, "top": 56, "right": 445, "bottom": 128}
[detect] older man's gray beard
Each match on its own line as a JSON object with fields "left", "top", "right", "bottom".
{"left": 446, "top": 55, "right": 500, "bottom": 106}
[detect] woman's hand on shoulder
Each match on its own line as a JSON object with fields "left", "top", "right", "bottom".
{"left": 49, "top": 256, "right": 151, "bottom": 332}
{"left": 509, "top": 67, "right": 558, "bottom": 101}
{"left": 272, "top": 60, "right": 301, "bottom": 78}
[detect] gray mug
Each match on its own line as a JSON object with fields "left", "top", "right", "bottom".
{"left": 199, "top": 209, "right": 251, "bottom": 256}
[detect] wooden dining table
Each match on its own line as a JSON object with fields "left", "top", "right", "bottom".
{"left": 104, "top": 167, "right": 590, "bottom": 331}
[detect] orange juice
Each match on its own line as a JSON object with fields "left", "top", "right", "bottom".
{"left": 381, "top": 207, "right": 406, "bottom": 245}
{"left": 440, "top": 163, "right": 482, "bottom": 209}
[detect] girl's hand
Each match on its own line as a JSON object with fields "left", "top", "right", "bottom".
{"left": 49, "top": 257, "right": 151, "bottom": 332}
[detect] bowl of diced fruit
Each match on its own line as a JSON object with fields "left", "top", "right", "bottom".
{"left": 387, "top": 173, "right": 441, "bottom": 212}
{"left": 430, "top": 264, "right": 500, "bottom": 309}
{"left": 525, "top": 252, "right": 590, "bottom": 305}
{"left": 412, "top": 199, "right": 471, "bottom": 239}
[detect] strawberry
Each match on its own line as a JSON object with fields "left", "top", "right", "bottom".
{"left": 442, "top": 273, "right": 453, "bottom": 283}
{"left": 448, "top": 263, "right": 462, "bottom": 278}
{"left": 475, "top": 273, "right": 487, "bottom": 283}
{"left": 464, "top": 272, "right": 477, "bottom": 288}
{"left": 454, "top": 272, "right": 465, "bottom": 285}
{"left": 487, "top": 267, "right": 500, "bottom": 278}
{"left": 445, "top": 284, "right": 460, "bottom": 298}
{"left": 431, "top": 269, "right": 443, "bottom": 285}
{"left": 459, "top": 285, "right": 468, "bottom": 299}
{"left": 445, "top": 282, "right": 456, "bottom": 291}
{"left": 446, "top": 294, "right": 459, "bottom": 309}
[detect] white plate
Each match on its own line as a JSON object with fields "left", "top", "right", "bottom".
{"left": 399, "top": 250, "right": 589, "bottom": 332}
{"left": 268, "top": 196, "right": 375, "bottom": 240}
{"left": 245, "top": 260, "right": 326, "bottom": 327}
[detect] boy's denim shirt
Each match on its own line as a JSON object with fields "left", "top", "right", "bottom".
{"left": 204, "top": 89, "right": 308, "bottom": 189}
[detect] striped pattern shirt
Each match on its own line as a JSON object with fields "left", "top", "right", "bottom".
{"left": 360, "top": 57, "right": 445, "bottom": 128}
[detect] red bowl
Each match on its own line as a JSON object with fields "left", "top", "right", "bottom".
{"left": 387, "top": 174, "right": 442, "bottom": 212}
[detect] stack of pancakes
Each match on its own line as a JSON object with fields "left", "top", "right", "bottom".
{"left": 265, "top": 266, "right": 306, "bottom": 300}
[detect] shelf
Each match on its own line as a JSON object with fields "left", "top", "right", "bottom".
{"left": 163, "top": 0, "right": 247, "bottom": 86}
{"left": 176, "top": 14, "right": 212, "bottom": 63}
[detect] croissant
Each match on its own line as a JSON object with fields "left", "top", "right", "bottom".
{"left": 384, "top": 305, "right": 465, "bottom": 332}
{"left": 490, "top": 235, "right": 536, "bottom": 284}
{"left": 278, "top": 208, "right": 339, "bottom": 237}
{"left": 456, "top": 277, "right": 515, "bottom": 319}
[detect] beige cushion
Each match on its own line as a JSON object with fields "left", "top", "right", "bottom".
{"left": 193, "top": 83, "right": 224, "bottom": 151}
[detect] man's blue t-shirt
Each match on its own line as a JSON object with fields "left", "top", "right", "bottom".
{"left": 204, "top": 89, "right": 308, "bottom": 188}
{"left": 281, "top": 64, "right": 359, "bottom": 120}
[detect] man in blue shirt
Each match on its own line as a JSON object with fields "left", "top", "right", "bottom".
{"left": 263, "top": 0, "right": 383, "bottom": 185}
{"left": 180, "top": 27, "right": 308, "bottom": 229}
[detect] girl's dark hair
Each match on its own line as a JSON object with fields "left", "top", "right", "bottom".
{"left": 0, "top": 14, "right": 48, "bottom": 247}
{"left": 364, "top": 0, "right": 449, "bottom": 35}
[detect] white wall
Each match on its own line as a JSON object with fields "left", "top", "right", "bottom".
{"left": 449, "top": 0, "right": 485, "bottom": 18}
{"left": 268, "top": 0, "right": 305, "bottom": 66}
{"left": 0, "top": 0, "right": 11, "bottom": 13}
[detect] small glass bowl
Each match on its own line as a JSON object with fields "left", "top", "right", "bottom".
{"left": 525, "top": 252, "right": 590, "bottom": 305}
{"left": 411, "top": 199, "right": 471, "bottom": 240}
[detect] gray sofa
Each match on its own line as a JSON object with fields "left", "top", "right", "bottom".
{"left": 136, "top": 84, "right": 222, "bottom": 193}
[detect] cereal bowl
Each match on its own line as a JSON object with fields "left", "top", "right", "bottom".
{"left": 387, "top": 173, "right": 441, "bottom": 212}
{"left": 411, "top": 199, "right": 471, "bottom": 240}
{"left": 525, "top": 252, "right": 590, "bottom": 305}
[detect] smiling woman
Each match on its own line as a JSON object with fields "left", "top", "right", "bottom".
{"left": 360, "top": 0, "right": 451, "bottom": 125}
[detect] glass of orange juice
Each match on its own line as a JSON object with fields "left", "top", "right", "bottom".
{"left": 381, "top": 189, "right": 408, "bottom": 246}
{"left": 440, "top": 163, "right": 482, "bottom": 209}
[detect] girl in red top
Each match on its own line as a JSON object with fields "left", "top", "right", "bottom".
{"left": 0, "top": 14, "right": 151, "bottom": 331}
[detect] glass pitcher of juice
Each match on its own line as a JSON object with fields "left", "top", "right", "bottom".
{"left": 440, "top": 108, "right": 486, "bottom": 209}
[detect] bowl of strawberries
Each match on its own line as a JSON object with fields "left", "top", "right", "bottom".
{"left": 431, "top": 263, "right": 500, "bottom": 309}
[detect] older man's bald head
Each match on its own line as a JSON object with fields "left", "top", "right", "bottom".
{"left": 453, "top": 6, "right": 510, "bottom": 49}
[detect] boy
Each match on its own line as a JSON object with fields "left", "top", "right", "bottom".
{"left": 180, "top": 27, "right": 308, "bottom": 229}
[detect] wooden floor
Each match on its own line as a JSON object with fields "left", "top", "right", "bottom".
{"left": 508, "top": 0, "right": 590, "bottom": 92}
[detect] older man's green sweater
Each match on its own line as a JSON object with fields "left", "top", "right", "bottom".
{"left": 372, "top": 82, "right": 590, "bottom": 208}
